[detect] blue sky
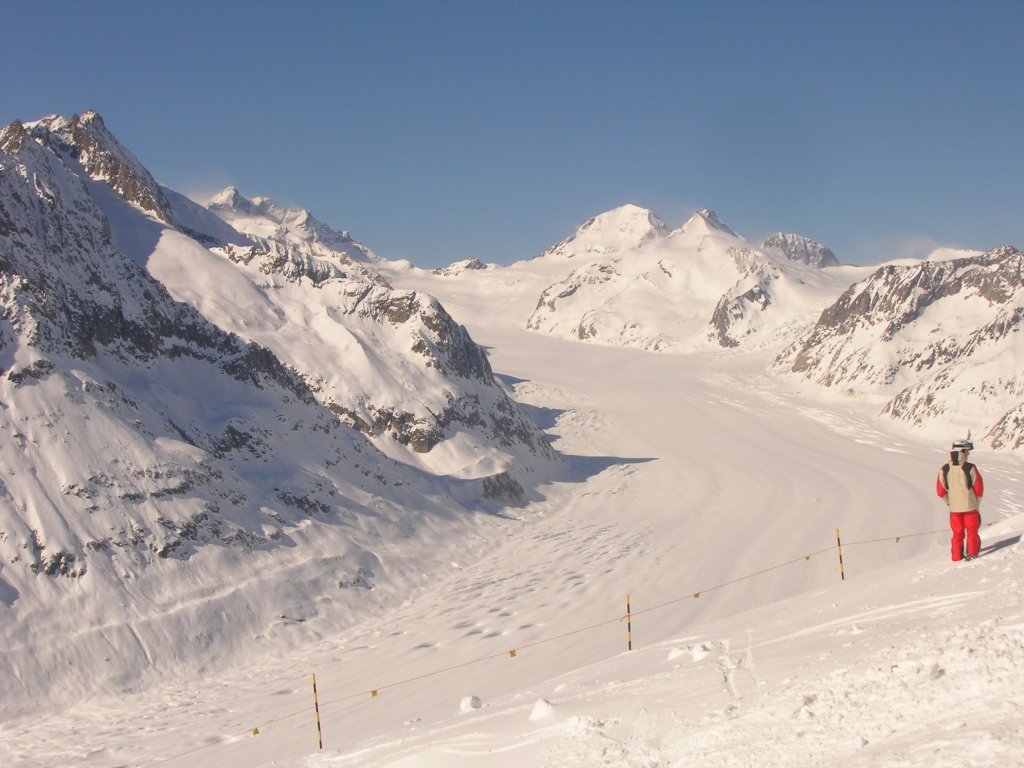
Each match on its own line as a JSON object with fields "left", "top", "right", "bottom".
{"left": 3, "top": 0, "right": 1022, "bottom": 268}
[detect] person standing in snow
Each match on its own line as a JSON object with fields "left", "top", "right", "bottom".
{"left": 936, "top": 439, "right": 984, "bottom": 561}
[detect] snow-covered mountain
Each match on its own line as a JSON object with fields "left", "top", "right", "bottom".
{"left": 775, "top": 245, "right": 1024, "bottom": 449}
{"left": 525, "top": 207, "right": 857, "bottom": 352}
{"left": 194, "top": 185, "right": 554, "bottom": 479}
{"left": 206, "top": 186, "right": 381, "bottom": 268}
{"left": 3, "top": 110, "right": 1024, "bottom": 768}
{"left": 515, "top": 203, "right": 1024, "bottom": 452}
{"left": 0, "top": 112, "right": 557, "bottom": 711}
{"left": 538, "top": 203, "right": 670, "bottom": 260}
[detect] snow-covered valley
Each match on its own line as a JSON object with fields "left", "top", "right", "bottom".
{"left": 2, "top": 111, "right": 1024, "bottom": 768}
{"left": 3, "top": 301, "right": 1023, "bottom": 768}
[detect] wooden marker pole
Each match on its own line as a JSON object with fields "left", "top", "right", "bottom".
{"left": 835, "top": 528, "right": 846, "bottom": 581}
{"left": 626, "top": 594, "right": 633, "bottom": 651}
{"left": 312, "top": 673, "right": 323, "bottom": 750}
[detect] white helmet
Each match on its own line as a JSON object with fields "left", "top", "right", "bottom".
{"left": 951, "top": 439, "right": 974, "bottom": 452}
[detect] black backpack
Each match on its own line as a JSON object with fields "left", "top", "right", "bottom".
{"left": 941, "top": 461, "right": 975, "bottom": 491}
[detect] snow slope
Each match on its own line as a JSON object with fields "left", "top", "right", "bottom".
{"left": 2, "top": 262, "right": 1022, "bottom": 768}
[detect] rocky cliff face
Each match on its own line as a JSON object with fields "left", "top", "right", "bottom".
{"left": 23, "top": 111, "right": 173, "bottom": 224}
{"left": 775, "top": 247, "right": 1024, "bottom": 447}
{"left": 0, "top": 119, "right": 293, "bottom": 387}
{"left": 0, "top": 113, "right": 383, "bottom": 577}
{"left": 4, "top": 111, "right": 554, "bottom": 475}
{"left": 761, "top": 233, "right": 840, "bottom": 268}
{"left": 204, "top": 188, "right": 556, "bottom": 465}
{"left": 708, "top": 256, "right": 782, "bottom": 348}
{"left": 0, "top": 112, "right": 558, "bottom": 586}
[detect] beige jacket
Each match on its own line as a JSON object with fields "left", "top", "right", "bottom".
{"left": 937, "top": 460, "right": 982, "bottom": 513}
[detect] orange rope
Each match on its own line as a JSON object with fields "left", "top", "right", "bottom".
{"left": 136, "top": 525, "right": 958, "bottom": 767}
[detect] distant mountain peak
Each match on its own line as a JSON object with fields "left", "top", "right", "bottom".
{"left": 13, "top": 109, "right": 174, "bottom": 224}
{"left": 576, "top": 204, "right": 669, "bottom": 240}
{"left": 541, "top": 204, "right": 668, "bottom": 259}
{"left": 208, "top": 186, "right": 372, "bottom": 259}
{"left": 675, "top": 209, "right": 738, "bottom": 238}
{"left": 208, "top": 185, "right": 247, "bottom": 208}
{"left": 696, "top": 208, "right": 735, "bottom": 232}
{"left": 208, "top": 186, "right": 280, "bottom": 220}
{"left": 761, "top": 233, "right": 839, "bottom": 268}
{"left": 663, "top": 209, "right": 740, "bottom": 243}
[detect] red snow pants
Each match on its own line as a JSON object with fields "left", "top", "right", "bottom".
{"left": 950, "top": 511, "right": 981, "bottom": 561}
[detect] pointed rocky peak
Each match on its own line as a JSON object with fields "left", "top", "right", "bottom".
{"left": 207, "top": 186, "right": 267, "bottom": 220}
{"left": 761, "top": 232, "right": 839, "bottom": 268}
{"left": 541, "top": 204, "right": 669, "bottom": 259}
{"left": 208, "top": 185, "right": 249, "bottom": 210}
{"left": 40, "top": 110, "right": 173, "bottom": 223}
{"left": 207, "top": 187, "right": 376, "bottom": 264}
{"left": 673, "top": 209, "right": 738, "bottom": 239}
{"left": 0, "top": 119, "right": 29, "bottom": 154}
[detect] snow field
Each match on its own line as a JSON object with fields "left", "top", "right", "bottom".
{"left": 5, "top": 314, "right": 1024, "bottom": 767}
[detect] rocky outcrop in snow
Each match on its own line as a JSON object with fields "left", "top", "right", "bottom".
{"left": 708, "top": 256, "right": 782, "bottom": 348}
{"left": 433, "top": 258, "right": 489, "bottom": 276}
{"left": 208, "top": 186, "right": 379, "bottom": 266}
{"left": 776, "top": 246, "right": 1024, "bottom": 447}
{"left": 204, "top": 188, "right": 555, "bottom": 464}
{"left": 761, "top": 233, "right": 840, "bottom": 268}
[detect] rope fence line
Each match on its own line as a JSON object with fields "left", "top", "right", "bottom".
{"left": 845, "top": 528, "right": 947, "bottom": 546}
{"left": 137, "top": 525, "right": 964, "bottom": 767}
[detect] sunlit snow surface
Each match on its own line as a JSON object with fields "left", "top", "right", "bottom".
{"left": 2, "top": 260, "right": 1022, "bottom": 768}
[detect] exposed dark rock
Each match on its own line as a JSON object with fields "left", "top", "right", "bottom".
{"left": 761, "top": 233, "right": 839, "bottom": 268}
{"left": 481, "top": 471, "right": 524, "bottom": 501}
